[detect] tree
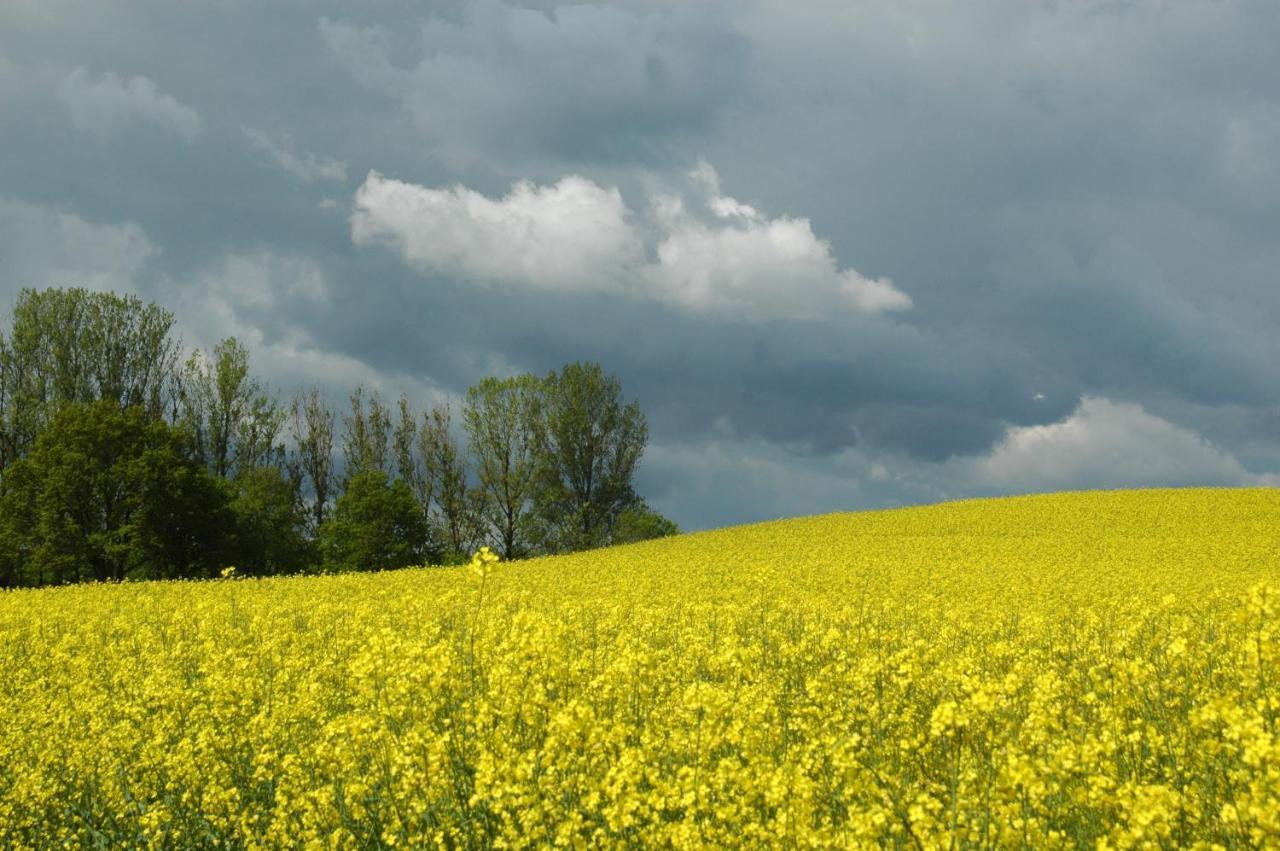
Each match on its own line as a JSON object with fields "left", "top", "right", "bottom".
{"left": 393, "top": 395, "right": 431, "bottom": 513}
{"left": 0, "top": 328, "right": 24, "bottom": 472}
{"left": 530, "top": 362, "right": 648, "bottom": 552}
{"left": 610, "top": 499, "right": 680, "bottom": 545}
{"left": 0, "top": 288, "right": 182, "bottom": 470}
{"left": 318, "top": 470, "right": 435, "bottom": 572}
{"left": 341, "top": 386, "right": 391, "bottom": 486}
{"left": 180, "top": 337, "right": 285, "bottom": 479}
{"left": 227, "top": 466, "right": 313, "bottom": 576}
{"left": 289, "top": 386, "right": 335, "bottom": 536}
{"left": 463, "top": 375, "right": 541, "bottom": 559}
{"left": 0, "top": 401, "right": 233, "bottom": 586}
{"left": 0, "top": 458, "right": 37, "bottom": 587}
{"left": 421, "top": 402, "right": 487, "bottom": 560}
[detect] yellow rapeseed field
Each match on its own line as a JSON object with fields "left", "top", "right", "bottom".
{"left": 2, "top": 487, "right": 1280, "bottom": 849}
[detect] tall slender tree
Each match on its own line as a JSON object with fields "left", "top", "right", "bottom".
{"left": 180, "top": 337, "right": 285, "bottom": 479}
{"left": 341, "top": 386, "right": 391, "bottom": 485}
{"left": 422, "top": 402, "right": 485, "bottom": 559}
{"left": 393, "top": 395, "right": 429, "bottom": 511}
{"left": 289, "top": 386, "right": 335, "bottom": 536}
{"left": 463, "top": 374, "right": 541, "bottom": 559}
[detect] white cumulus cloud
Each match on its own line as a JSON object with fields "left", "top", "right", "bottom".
{"left": 351, "top": 163, "right": 910, "bottom": 321}
{"left": 647, "top": 165, "right": 911, "bottom": 317}
{"left": 58, "top": 67, "right": 201, "bottom": 140}
{"left": 352, "top": 172, "right": 643, "bottom": 292}
{"left": 970, "top": 396, "right": 1280, "bottom": 491}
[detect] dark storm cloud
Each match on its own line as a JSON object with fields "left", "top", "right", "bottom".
{"left": 318, "top": 0, "right": 749, "bottom": 171}
{"left": 2, "top": 0, "right": 1279, "bottom": 529}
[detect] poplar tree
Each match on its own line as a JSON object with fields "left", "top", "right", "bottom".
{"left": 341, "top": 386, "right": 391, "bottom": 485}
{"left": 180, "top": 337, "right": 285, "bottom": 479}
{"left": 463, "top": 375, "right": 541, "bottom": 559}
{"left": 289, "top": 387, "right": 335, "bottom": 535}
{"left": 421, "top": 402, "right": 486, "bottom": 559}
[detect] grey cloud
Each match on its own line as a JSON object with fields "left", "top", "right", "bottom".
{"left": 243, "top": 127, "right": 348, "bottom": 184}
{"left": 2, "top": 0, "right": 1279, "bottom": 531}
{"left": 319, "top": 1, "right": 750, "bottom": 170}
{"left": 58, "top": 66, "right": 201, "bottom": 140}
{"left": 0, "top": 196, "right": 156, "bottom": 302}
{"left": 646, "top": 395, "right": 1278, "bottom": 531}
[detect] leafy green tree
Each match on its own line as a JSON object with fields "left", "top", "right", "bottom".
{"left": 0, "top": 460, "right": 36, "bottom": 587}
{"left": 422, "top": 402, "right": 487, "bottom": 560}
{"left": 180, "top": 337, "right": 285, "bottom": 479}
{"left": 318, "top": 470, "right": 436, "bottom": 572}
{"left": 228, "top": 466, "right": 314, "bottom": 576}
{"left": 289, "top": 386, "right": 335, "bottom": 536}
{"left": 0, "top": 288, "right": 182, "bottom": 470}
{"left": 341, "top": 386, "right": 392, "bottom": 486}
{"left": 610, "top": 499, "right": 680, "bottom": 545}
{"left": 0, "top": 401, "right": 233, "bottom": 585}
{"left": 463, "top": 375, "right": 541, "bottom": 559}
{"left": 393, "top": 395, "right": 429, "bottom": 512}
{"left": 530, "top": 362, "right": 648, "bottom": 552}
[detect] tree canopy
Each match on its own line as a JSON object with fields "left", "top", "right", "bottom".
{"left": 0, "top": 401, "right": 233, "bottom": 585}
{"left": 0, "top": 287, "right": 677, "bottom": 587}
{"left": 0, "top": 287, "right": 182, "bottom": 469}
{"left": 319, "top": 470, "right": 435, "bottom": 573}
{"left": 463, "top": 374, "right": 541, "bottom": 559}
{"left": 530, "top": 361, "right": 649, "bottom": 552}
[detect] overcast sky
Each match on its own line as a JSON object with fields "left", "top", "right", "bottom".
{"left": 2, "top": 0, "right": 1278, "bottom": 530}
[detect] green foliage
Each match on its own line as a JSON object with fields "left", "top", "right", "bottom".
{"left": 227, "top": 466, "right": 313, "bottom": 576}
{"left": 341, "top": 387, "right": 392, "bottom": 486}
{"left": 318, "top": 470, "right": 436, "bottom": 572}
{"left": 393, "top": 395, "right": 429, "bottom": 514}
{"left": 0, "top": 287, "right": 670, "bottom": 585}
{"left": 421, "top": 403, "right": 487, "bottom": 560}
{"left": 288, "top": 386, "right": 335, "bottom": 536}
{"left": 610, "top": 499, "right": 680, "bottom": 545}
{"left": 180, "top": 337, "right": 285, "bottom": 479}
{"left": 0, "top": 287, "right": 181, "bottom": 470}
{"left": 463, "top": 374, "right": 541, "bottom": 559}
{"left": 529, "top": 361, "right": 648, "bottom": 553}
{"left": 0, "top": 402, "right": 233, "bottom": 585}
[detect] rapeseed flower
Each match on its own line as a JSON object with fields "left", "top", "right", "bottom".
{"left": 0, "top": 487, "right": 1278, "bottom": 848}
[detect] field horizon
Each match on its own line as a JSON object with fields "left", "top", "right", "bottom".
{"left": 3, "top": 484, "right": 1276, "bottom": 590}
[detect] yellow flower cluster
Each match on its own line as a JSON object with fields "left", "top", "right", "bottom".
{"left": 469, "top": 545, "right": 501, "bottom": 578}
{"left": 2, "top": 487, "right": 1279, "bottom": 849}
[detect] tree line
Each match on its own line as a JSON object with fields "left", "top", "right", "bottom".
{"left": 0, "top": 288, "right": 676, "bottom": 587}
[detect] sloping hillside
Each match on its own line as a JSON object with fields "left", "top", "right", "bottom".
{"left": 2, "top": 487, "right": 1278, "bottom": 848}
